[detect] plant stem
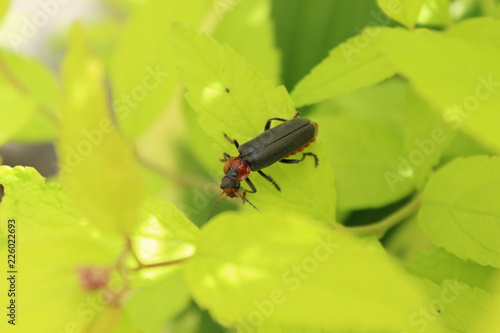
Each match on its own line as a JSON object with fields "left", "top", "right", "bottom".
{"left": 126, "top": 236, "right": 192, "bottom": 271}
{"left": 132, "top": 257, "right": 191, "bottom": 271}
{"left": 344, "top": 194, "right": 421, "bottom": 238}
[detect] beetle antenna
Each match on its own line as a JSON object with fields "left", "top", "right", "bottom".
{"left": 207, "top": 191, "right": 259, "bottom": 222}
{"left": 207, "top": 193, "right": 224, "bottom": 222}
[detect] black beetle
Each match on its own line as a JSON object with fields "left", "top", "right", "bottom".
{"left": 208, "top": 113, "right": 319, "bottom": 220}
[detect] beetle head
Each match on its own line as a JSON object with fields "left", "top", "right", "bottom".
{"left": 207, "top": 176, "right": 258, "bottom": 221}
{"left": 220, "top": 175, "right": 240, "bottom": 197}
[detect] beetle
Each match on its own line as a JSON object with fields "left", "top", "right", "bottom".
{"left": 207, "top": 112, "right": 319, "bottom": 220}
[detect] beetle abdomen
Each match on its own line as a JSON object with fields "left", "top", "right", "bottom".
{"left": 238, "top": 118, "right": 317, "bottom": 171}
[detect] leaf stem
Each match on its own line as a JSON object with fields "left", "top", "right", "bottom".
{"left": 344, "top": 194, "right": 421, "bottom": 238}
{"left": 132, "top": 257, "right": 191, "bottom": 271}
{"left": 125, "top": 236, "right": 192, "bottom": 271}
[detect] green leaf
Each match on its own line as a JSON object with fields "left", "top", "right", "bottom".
{"left": 0, "top": 0, "right": 9, "bottom": 21}
{"left": 185, "top": 212, "right": 431, "bottom": 332}
{"left": 166, "top": 304, "right": 227, "bottom": 333}
{"left": 0, "top": 166, "right": 81, "bottom": 226}
{"left": 90, "top": 308, "right": 142, "bottom": 333}
{"left": 291, "top": 27, "right": 396, "bottom": 107}
{"left": 59, "top": 25, "right": 144, "bottom": 235}
{"left": 447, "top": 17, "right": 500, "bottom": 48}
{"left": 480, "top": 0, "right": 500, "bottom": 19}
{"left": 384, "top": 215, "right": 435, "bottom": 265}
{"left": 409, "top": 248, "right": 497, "bottom": 291}
{"left": 314, "top": 108, "right": 411, "bottom": 211}
{"left": 471, "top": 273, "right": 500, "bottom": 333}
{"left": 272, "top": 0, "right": 386, "bottom": 89}
{"left": 419, "top": 156, "right": 500, "bottom": 268}
{"left": 401, "top": 93, "right": 454, "bottom": 188}
{"left": 125, "top": 270, "right": 191, "bottom": 333}
{"left": 132, "top": 196, "right": 199, "bottom": 267}
{"left": 417, "top": 279, "right": 493, "bottom": 333}
{"left": 0, "top": 165, "right": 199, "bottom": 332}
{"left": 441, "top": 131, "right": 490, "bottom": 164}
{"left": 311, "top": 78, "right": 452, "bottom": 211}
{"left": 0, "top": 166, "right": 124, "bottom": 333}
{"left": 0, "top": 84, "right": 35, "bottom": 145}
{"left": 214, "top": 0, "right": 280, "bottom": 84}
{"left": 373, "top": 27, "right": 500, "bottom": 153}
{"left": 417, "top": 0, "right": 451, "bottom": 27}
{"left": 0, "top": 51, "right": 60, "bottom": 142}
{"left": 110, "top": 0, "right": 213, "bottom": 140}
{"left": 377, "top": 0, "right": 425, "bottom": 28}
{"left": 172, "top": 23, "right": 336, "bottom": 223}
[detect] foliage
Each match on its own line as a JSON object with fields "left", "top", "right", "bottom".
{"left": 0, "top": 0, "right": 499, "bottom": 332}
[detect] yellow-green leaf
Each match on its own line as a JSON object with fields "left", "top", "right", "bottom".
{"left": 59, "top": 25, "right": 143, "bottom": 235}
{"left": 185, "top": 212, "right": 431, "bottom": 332}
{"left": 291, "top": 27, "right": 395, "bottom": 107}
{"left": 374, "top": 27, "right": 500, "bottom": 153}
{"left": 0, "top": 84, "right": 35, "bottom": 145}
{"left": 417, "top": 0, "right": 451, "bottom": 27}
{"left": 0, "top": 51, "right": 60, "bottom": 142}
{"left": 213, "top": 0, "right": 280, "bottom": 84}
{"left": 172, "top": 23, "right": 336, "bottom": 223}
{"left": 0, "top": 0, "right": 9, "bottom": 21}
{"left": 110, "top": 0, "right": 213, "bottom": 140}
{"left": 377, "top": 0, "right": 425, "bottom": 28}
{"left": 447, "top": 17, "right": 500, "bottom": 48}
{"left": 0, "top": 166, "right": 123, "bottom": 333}
{"left": 419, "top": 156, "right": 500, "bottom": 267}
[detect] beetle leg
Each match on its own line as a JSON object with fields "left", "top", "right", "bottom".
{"left": 264, "top": 117, "right": 288, "bottom": 131}
{"left": 243, "top": 177, "right": 257, "bottom": 194}
{"left": 280, "top": 152, "right": 319, "bottom": 167}
{"left": 223, "top": 132, "right": 239, "bottom": 148}
{"left": 257, "top": 170, "right": 281, "bottom": 191}
{"left": 239, "top": 186, "right": 259, "bottom": 211}
{"left": 219, "top": 152, "right": 232, "bottom": 162}
{"left": 264, "top": 112, "right": 301, "bottom": 130}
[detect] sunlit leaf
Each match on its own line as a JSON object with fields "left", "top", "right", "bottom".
{"left": 417, "top": 279, "right": 493, "bottom": 333}
{"left": 447, "top": 17, "right": 500, "bottom": 48}
{"left": 214, "top": 0, "right": 280, "bottom": 84}
{"left": 59, "top": 25, "right": 144, "bottom": 235}
{"left": 291, "top": 27, "right": 396, "bottom": 107}
{"left": 0, "top": 166, "right": 123, "bottom": 333}
{"left": 0, "top": 165, "right": 80, "bottom": 226}
{"left": 409, "top": 248, "right": 497, "bottom": 291}
{"left": 417, "top": 0, "right": 451, "bottom": 27}
{"left": 471, "top": 273, "right": 500, "bottom": 333}
{"left": 0, "top": 166, "right": 198, "bottom": 333}
{"left": 0, "top": 84, "right": 35, "bottom": 145}
{"left": 185, "top": 212, "right": 431, "bottom": 332}
{"left": 311, "top": 78, "right": 452, "bottom": 211}
{"left": 373, "top": 27, "right": 500, "bottom": 153}
{"left": 272, "top": 0, "right": 386, "bottom": 89}
{"left": 0, "top": 0, "right": 9, "bottom": 22}
{"left": 377, "top": 0, "right": 425, "bottom": 28}
{"left": 0, "top": 51, "right": 59, "bottom": 142}
{"left": 419, "top": 156, "right": 500, "bottom": 267}
{"left": 131, "top": 196, "right": 199, "bottom": 267}
{"left": 110, "top": 0, "right": 213, "bottom": 140}
{"left": 172, "top": 23, "right": 336, "bottom": 223}
{"left": 125, "top": 270, "right": 190, "bottom": 333}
